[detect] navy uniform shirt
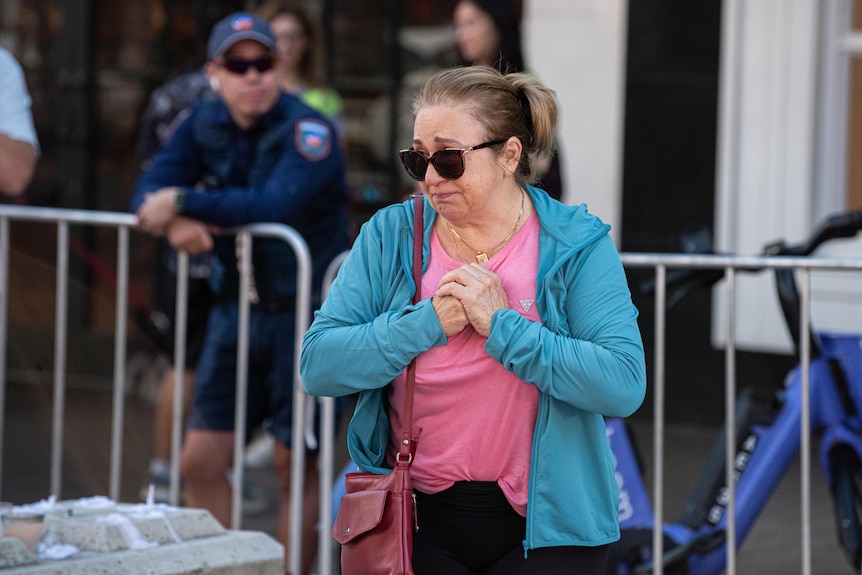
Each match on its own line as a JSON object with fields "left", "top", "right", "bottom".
{"left": 132, "top": 91, "right": 350, "bottom": 304}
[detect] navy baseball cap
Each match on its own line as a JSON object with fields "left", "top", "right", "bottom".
{"left": 207, "top": 13, "right": 276, "bottom": 60}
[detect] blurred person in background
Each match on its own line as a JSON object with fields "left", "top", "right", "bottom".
{"left": 0, "top": 47, "right": 39, "bottom": 198}
{"left": 132, "top": 13, "right": 351, "bottom": 572}
{"left": 134, "top": 0, "right": 268, "bottom": 509}
{"left": 453, "top": 0, "right": 564, "bottom": 201}
{"left": 256, "top": 0, "right": 345, "bottom": 142}
{"left": 453, "top": 0, "right": 524, "bottom": 73}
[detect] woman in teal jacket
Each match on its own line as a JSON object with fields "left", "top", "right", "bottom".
{"left": 301, "top": 66, "right": 646, "bottom": 574}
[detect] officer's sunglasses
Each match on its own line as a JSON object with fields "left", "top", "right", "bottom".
{"left": 220, "top": 55, "right": 275, "bottom": 75}
{"left": 398, "top": 139, "right": 508, "bottom": 181}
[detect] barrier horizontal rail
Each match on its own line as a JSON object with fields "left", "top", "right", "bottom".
{"left": 620, "top": 251, "right": 862, "bottom": 271}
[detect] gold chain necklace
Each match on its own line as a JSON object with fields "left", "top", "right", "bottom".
{"left": 447, "top": 189, "right": 525, "bottom": 263}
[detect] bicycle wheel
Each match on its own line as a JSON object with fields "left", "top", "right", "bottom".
{"left": 828, "top": 444, "right": 862, "bottom": 571}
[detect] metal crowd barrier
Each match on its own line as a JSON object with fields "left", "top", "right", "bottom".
{"left": 308, "top": 250, "right": 862, "bottom": 575}
{"left": 619, "top": 252, "right": 862, "bottom": 575}
{"left": 2, "top": 203, "right": 862, "bottom": 575}
{"left": 0, "top": 205, "right": 138, "bottom": 503}
{"left": 0, "top": 205, "right": 315, "bottom": 574}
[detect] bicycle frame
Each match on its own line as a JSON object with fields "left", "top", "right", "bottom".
{"left": 611, "top": 332, "right": 862, "bottom": 575}
{"left": 609, "top": 211, "right": 862, "bottom": 574}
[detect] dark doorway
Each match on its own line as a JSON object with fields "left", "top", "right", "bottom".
{"left": 620, "top": 1, "right": 795, "bottom": 425}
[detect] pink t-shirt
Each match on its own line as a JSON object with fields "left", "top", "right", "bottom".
{"left": 388, "top": 212, "right": 541, "bottom": 516}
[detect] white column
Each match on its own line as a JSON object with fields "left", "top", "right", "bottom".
{"left": 714, "top": 0, "right": 861, "bottom": 352}
{"left": 524, "top": 0, "right": 628, "bottom": 246}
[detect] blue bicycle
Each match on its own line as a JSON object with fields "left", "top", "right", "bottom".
{"left": 607, "top": 210, "right": 862, "bottom": 574}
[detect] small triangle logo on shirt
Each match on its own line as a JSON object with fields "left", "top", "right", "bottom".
{"left": 520, "top": 300, "right": 534, "bottom": 313}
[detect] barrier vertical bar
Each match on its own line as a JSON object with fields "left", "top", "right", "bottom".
{"left": 724, "top": 266, "right": 737, "bottom": 575}
{"left": 653, "top": 263, "right": 666, "bottom": 575}
{"left": 800, "top": 267, "right": 812, "bottom": 575}
{"left": 109, "top": 225, "right": 130, "bottom": 500}
{"left": 170, "top": 252, "right": 189, "bottom": 507}
{"left": 288, "top": 227, "right": 311, "bottom": 575}
{"left": 232, "top": 232, "right": 253, "bottom": 530}
{"left": 318, "top": 396, "right": 335, "bottom": 575}
{"left": 51, "top": 222, "right": 70, "bottom": 497}
{"left": 226, "top": 223, "right": 311, "bottom": 575}
{"left": 0, "top": 216, "right": 8, "bottom": 498}
{"left": 319, "top": 389, "right": 335, "bottom": 575}
{"left": 318, "top": 250, "right": 348, "bottom": 575}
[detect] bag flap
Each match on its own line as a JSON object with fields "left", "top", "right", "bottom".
{"left": 331, "top": 489, "right": 389, "bottom": 545}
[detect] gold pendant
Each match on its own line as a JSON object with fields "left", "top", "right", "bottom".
{"left": 476, "top": 253, "right": 488, "bottom": 263}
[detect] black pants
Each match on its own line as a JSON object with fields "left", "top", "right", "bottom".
{"left": 413, "top": 481, "right": 609, "bottom": 575}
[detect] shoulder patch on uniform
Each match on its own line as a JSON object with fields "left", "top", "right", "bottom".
{"left": 295, "top": 118, "right": 332, "bottom": 161}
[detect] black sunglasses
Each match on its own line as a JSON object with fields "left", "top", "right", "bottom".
{"left": 398, "top": 139, "right": 508, "bottom": 181}
{"left": 220, "top": 56, "right": 275, "bottom": 75}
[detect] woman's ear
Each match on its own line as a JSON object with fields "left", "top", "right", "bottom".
{"left": 500, "top": 136, "right": 522, "bottom": 173}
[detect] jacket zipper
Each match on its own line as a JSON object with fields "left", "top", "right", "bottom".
{"left": 524, "top": 392, "right": 549, "bottom": 557}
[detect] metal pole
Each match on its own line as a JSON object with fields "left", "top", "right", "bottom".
{"left": 232, "top": 232, "right": 253, "bottom": 529}
{"left": 50, "top": 222, "right": 70, "bottom": 498}
{"left": 288, "top": 232, "right": 311, "bottom": 575}
{"left": 170, "top": 251, "right": 189, "bottom": 506}
{"left": 724, "top": 267, "right": 737, "bottom": 575}
{"left": 799, "top": 268, "right": 812, "bottom": 575}
{"left": 109, "top": 225, "right": 130, "bottom": 500}
{"left": 318, "top": 250, "right": 348, "bottom": 575}
{"left": 652, "top": 264, "right": 666, "bottom": 575}
{"left": 0, "top": 217, "right": 8, "bottom": 498}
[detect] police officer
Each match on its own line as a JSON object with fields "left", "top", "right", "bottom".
{"left": 132, "top": 12, "right": 350, "bottom": 574}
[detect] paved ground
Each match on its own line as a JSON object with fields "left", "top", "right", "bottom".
{"left": 0, "top": 376, "right": 856, "bottom": 574}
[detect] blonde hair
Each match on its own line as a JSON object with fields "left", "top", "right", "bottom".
{"left": 412, "top": 65, "right": 557, "bottom": 185}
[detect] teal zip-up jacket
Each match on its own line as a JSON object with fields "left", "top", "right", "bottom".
{"left": 300, "top": 185, "right": 646, "bottom": 551}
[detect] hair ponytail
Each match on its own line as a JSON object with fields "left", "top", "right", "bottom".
{"left": 508, "top": 74, "right": 556, "bottom": 160}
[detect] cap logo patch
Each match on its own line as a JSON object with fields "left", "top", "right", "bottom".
{"left": 232, "top": 15, "right": 254, "bottom": 31}
{"left": 296, "top": 119, "right": 332, "bottom": 161}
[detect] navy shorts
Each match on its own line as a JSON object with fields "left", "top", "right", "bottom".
{"left": 187, "top": 300, "right": 301, "bottom": 446}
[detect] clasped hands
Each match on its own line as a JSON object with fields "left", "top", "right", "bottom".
{"left": 136, "top": 187, "right": 219, "bottom": 255}
{"left": 433, "top": 263, "right": 509, "bottom": 338}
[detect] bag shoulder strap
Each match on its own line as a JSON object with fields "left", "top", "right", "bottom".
{"left": 397, "top": 193, "right": 423, "bottom": 465}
